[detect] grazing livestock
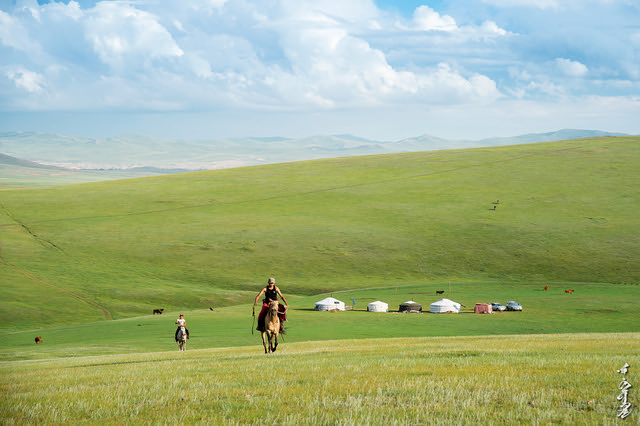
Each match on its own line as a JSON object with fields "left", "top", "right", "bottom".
{"left": 565, "top": 289, "right": 574, "bottom": 294}
{"left": 544, "top": 285, "right": 549, "bottom": 291}
{"left": 436, "top": 290, "right": 445, "bottom": 295}
{"left": 35, "top": 336, "right": 43, "bottom": 344}
{"left": 153, "top": 309, "right": 164, "bottom": 315}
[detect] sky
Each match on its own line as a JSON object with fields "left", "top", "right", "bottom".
{"left": 1, "top": 0, "right": 639, "bottom": 141}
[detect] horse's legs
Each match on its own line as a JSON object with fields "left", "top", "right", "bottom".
{"left": 262, "top": 331, "right": 268, "bottom": 354}
{"left": 272, "top": 333, "right": 278, "bottom": 353}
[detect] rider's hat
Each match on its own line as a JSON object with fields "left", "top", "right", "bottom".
{"left": 268, "top": 277, "right": 275, "bottom": 284}
{"left": 179, "top": 313, "right": 184, "bottom": 316}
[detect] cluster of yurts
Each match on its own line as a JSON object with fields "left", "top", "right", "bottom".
{"left": 313, "top": 297, "right": 466, "bottom": 313}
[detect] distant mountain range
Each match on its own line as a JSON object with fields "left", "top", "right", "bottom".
{"left": 0, "top": 129, "right": 629, "bottom": 172}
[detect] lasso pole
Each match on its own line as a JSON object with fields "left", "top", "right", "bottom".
{"left": 251, "top": 305, "right": 256, "bottom": 335}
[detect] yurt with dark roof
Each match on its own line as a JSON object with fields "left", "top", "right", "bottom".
{"left": 398, "top": 300, "right": 422, "bottom": 313}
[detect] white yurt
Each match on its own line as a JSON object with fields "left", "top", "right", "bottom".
{"left": 367, "top": 301, "right": 389, "bottom": 312}
{"left": 430, "top": 298, "right": 462, "bottom": 313}
{"left": 314, "top": 297, "right": 346, "bottom": 311}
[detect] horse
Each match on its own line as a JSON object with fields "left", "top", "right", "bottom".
{"left": 262, "top": 300, "right": 280, "bottom": 354}
{"left": 176, "top": 326, "right": 188, "bottom": 351}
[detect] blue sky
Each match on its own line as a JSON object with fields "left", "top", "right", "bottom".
{"left": 1, "top": 0, "right": 639, "bottom": 141}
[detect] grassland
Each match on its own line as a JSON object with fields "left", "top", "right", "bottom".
{"left": 1, "top": 136, "right": 639, "bottom": 331}
{"left": 3, "top": 280, "right": 639, "bottom": 361}
{"left": 2, "top": 333, "right": 638, "bottom": 424}
{"left": 1, "top": 136, "right": 640, "bottom": 424}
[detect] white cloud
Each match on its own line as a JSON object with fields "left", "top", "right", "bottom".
{"left": 479, "top": 21, "right": 507, "bottom": 36}
{"left": 42, "top": 0, "right": 83, "bottom": 21}
{"left": 0, "top": 0, "right": 637, "bottom": 140}
{"left": 84, "top": 2, "right": 183, "bottom": 70}
{"left": 4, "top": 66, "right": 46, "bottom": 92}
{"left": 409, "top": 6, "right": 509, "bottom": 40}
{"left": 413, "top": 6, "right": 457, "bottom": 32}
{"left": 556, "top": 58, "right": 588, "bottom": 77}
{"left": 0, "top": 10, "right": 43, "bottom": 55}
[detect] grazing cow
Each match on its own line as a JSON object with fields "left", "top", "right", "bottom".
{"left": 544, "top": 285, "right": 549, "bottom": 291}
{"left": 35, "top": 336, "right": 43, "bottom": 344}
{"left": 436, "top": 290, "right": 445, "bottom": 295}
{"left": 565, "top": 289, "right": 574, "bottom": 294}
{"left": 153, "top": 309, "right": 164, "bottom": 315}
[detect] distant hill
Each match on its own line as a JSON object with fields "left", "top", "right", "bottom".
{"left": 0, "top": 152, "right": 186, "bottom": 188}
{"left": 1, "top": 135, "right": 639, "bottom": 328}
{"left": 475, "top": 129, "right": 628, "bottom": 146}
{"left": 0, "top": 153, "right": 66, "bottom": 169}
{"left": 0, "top": 129, "right": 629, "bottom": 173}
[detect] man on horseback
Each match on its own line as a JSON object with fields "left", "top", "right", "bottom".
{"left": 254, "top": 277, "right": 288, "bottom": 333}
{"left": 174, "top": 313, "right": 189, "bottom": 347}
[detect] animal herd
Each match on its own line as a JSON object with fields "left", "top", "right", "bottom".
{"left": 544, "top": 285, "right": 574, "bottom": 293}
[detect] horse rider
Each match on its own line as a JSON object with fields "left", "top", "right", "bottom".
{"left": 175, "top": 313, "right": 189, "bottom": 341}
{"left": 254, "top": 277, "right": 288, "bottom": 332}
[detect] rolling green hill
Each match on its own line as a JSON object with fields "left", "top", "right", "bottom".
{"left": 1, "top": 136, "right": 639, "bottom": 331}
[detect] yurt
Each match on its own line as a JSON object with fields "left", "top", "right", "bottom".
{"left": 474, "top": 303, "right": 493, "bottom": 314}
{"left": 367, "top": 301, "right": 389, "bottom": 312}
{"left": 430, "top": 298, "right": 462, "bottom": 313}
{"left": 399, "top": 301, "right": 422, "bottom": 313}
{"left": 314, "top": 297, "right": 346, "bottom": 311}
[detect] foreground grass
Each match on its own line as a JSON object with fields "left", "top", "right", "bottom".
{"left": 2, "top": 333, "right": 638, "bottom": 425}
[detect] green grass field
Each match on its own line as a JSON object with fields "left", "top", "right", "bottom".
{"left": 1, "top": 136, "right": 639, "bottom": 331}
{"left": 3, "top": 281, "right": 639, "bottom": 361}
{"left": 1, "top": 137, "right": 639, "bottom": 424}
{"left": 2, "top": 333, "right": 638, "bottom": 424}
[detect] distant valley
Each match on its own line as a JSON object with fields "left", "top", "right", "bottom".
{"left": 0, "top": 129, "right": 627, "bottom": 173}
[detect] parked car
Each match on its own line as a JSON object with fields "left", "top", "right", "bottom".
{"left": 506, "top": 301, "right": 523, "bottom": 311}
{"left": 491, "top": 303, "right": 506, "bottom": 312}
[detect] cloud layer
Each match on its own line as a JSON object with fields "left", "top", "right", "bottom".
{"left": 0, "top": 0, "right": 639, "bottom": 138}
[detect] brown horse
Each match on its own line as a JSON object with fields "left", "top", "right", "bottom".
{"left": 262, "top": 300, "right": 280, "bottom": 354}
